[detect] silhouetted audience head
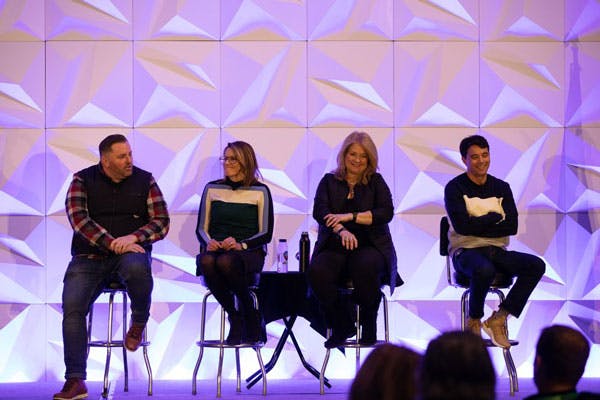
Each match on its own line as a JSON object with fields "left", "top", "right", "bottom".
{"left": 349, "top": 343, "right": 421, "bottom": 400}
{"left": 420, "top": 330, "right": 496, "bottom": 400}
{"left": 533, "top": 324, "right": 590, "bottom": 394}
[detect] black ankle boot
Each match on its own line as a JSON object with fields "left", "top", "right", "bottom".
{"left": 324, "top": 313, "right": 355, "bottom": 348}
{"left": 324, "top": 330, "right": 347, "bottom": 349}
{"left": 226, "top": 313, "right": 243, "bottom": 345}
{"left": 359, "top": 309, "right": 377, "bottom": 345}
{"left": 243, "top": 308, "right": 264, "bottom": 343}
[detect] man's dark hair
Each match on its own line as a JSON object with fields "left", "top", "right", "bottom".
{"left": 535, "top": 325, "right": 590, "bottom": 387}
{"left": 459, "top": 135, "right": 489, "bottom": 158}
{"left": 99, "top": 134, "right": 128, "bottom": 155}
{"left": 420, "top": 331, "right": 496, "bottom": 400}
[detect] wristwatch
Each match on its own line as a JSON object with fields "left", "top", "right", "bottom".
{"left": 241, "top": 241, "right": 248, "bottom": 250}
{"left": 352, "top": 212, "right": 358, "bottom": 222}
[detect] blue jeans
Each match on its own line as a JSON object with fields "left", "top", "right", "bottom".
{"left": 61, "top": 252, "right": 153, "bottom": 380}
{"left": 453, "top": 246, "right": 545, "bottom": 320}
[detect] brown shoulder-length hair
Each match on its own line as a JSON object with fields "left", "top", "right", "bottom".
{"left": 223, "top": 141, "right": 262, "bottom": 187}
{"left": 333, "top": 131, "right": 378, "bottom": 184}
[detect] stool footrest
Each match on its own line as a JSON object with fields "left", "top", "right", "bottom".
{"left": 336, "top": 339, "right": 387, "bottom": 348}
{"left": 196, "top": 339, "right": 264, "bottom": 348}
{"left": 482, "top": 339, "right": 519, "bottom": 347}
{"left": 89, "top": 340, "right": 151, "bottom": 348}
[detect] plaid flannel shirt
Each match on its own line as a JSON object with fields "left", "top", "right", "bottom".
{"left": 66, "top": 169, "right": 170, "bottom": 253}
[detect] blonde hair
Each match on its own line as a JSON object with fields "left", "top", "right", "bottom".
{"left": 333, "top": 131, "right": 378, "bottom": 184}
{"left": 223, "top": 141, "right": 262, "bottom": 187}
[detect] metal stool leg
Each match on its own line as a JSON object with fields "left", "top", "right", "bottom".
{"left": 101, "top": 291, "right": 116, "bottom": 398}
{"left": 461, "top": 290, "right": 470, "bottom": 330}
{"left": 192, "top": 292, "right": 210, "bottom": 395}
{"left": 235, "top": 348, "right": 242, "bottom": 392}
{"left": 255, "top": 346, "right": 267, "bottom": 396}
{"left": 142, "top": 327, "right": 153, "bottom": 395}
{"left": 87, "top": 306, "right": 93, "bottom": 358}
{"left": 319, "top": 331, "right": 332, "bottom": 395}
{"left": 217, "top": 306, "right": 226, "bottom": 397}
{"left": 121, "top": 291, "right": 128, "bottom": 393}
{"left": 250, "top": 291, "right": 267, "bottom": 396}
{"left": 503, "top": 347, "right": 518, "bottom": 395}
{"left": 383, "top": 294, "right": 389, "bottom": 342}
{"left": 355, "top": 304, "right": 360, "bottom": 371}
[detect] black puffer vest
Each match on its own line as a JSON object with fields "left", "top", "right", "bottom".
{"left": 71, "top": 164, "right": 152, "bottom": 256}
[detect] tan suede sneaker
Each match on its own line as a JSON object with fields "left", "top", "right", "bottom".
{"left": 483, "top": 311, "right": 511, "bottom": 348}
{"left": 466, "top": 317, "right": 482, "bottom": 337}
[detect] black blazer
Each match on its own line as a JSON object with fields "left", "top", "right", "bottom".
{"left": 311, "top": 173, "right": 403, "bottom": 293}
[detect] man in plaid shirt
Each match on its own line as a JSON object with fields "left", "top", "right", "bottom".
{"left": 54, "top": 134, "right": 170, "bottom": 400}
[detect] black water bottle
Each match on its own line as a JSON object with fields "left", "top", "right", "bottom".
{"left": 299, "top": 231, "right": 310, "bottom": 273}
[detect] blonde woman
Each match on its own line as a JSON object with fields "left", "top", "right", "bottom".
{"left": 308, "top": 131, "right": 402, "bottom": 349}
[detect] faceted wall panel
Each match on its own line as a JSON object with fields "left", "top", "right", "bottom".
{"left": 133, "top": 42, "right": 221, "bottom": 128}
{"left": 480, "top": 42, "right": 564, "bottom": 127}
{"left": 308, "top": 41, "right": 393, "bottom": 127}
{"left": 0, "top": 42, "right": 45, "bottom": 128}
{"left": 132, "top": 0, "right": 219, "bottom": 41}
{"left": 565, "top": 0, "right": 600, "bottom": 41}
{"left": 222, "top": 41, "right": 307, "bottom": 127}
{"left": 0, "top": 0, "right": 45, "bottom": 41}
{"left": 0, "top": 0, "right": 599, "bottom": 385}
{"left": 565, "top": 42, "right": 600, "bottom": 127}
{"left": 480, "top": 0, "right": 564, "bottom": 42}
{"left": 0, "top": 129, "right": 45, "bottom": 214}
{"left": 45, "top": 41, "right": 133, "bottom": 128}
{"left": 394, "top": 42, "right": 479, "bottom": 127}
{"left": 308, "top": 0, "right": 393, "bottom": 40}
{"left": 222, "top": 0, "right": 307, "bottom": 40}
{"left": 45, "top": 0, "right": 132, "bottom": 40}
{"left": 394, "top": 0, "right": 479, "bottom": 41}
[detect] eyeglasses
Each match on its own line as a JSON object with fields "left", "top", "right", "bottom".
{"left": 219, "top": 156, "right": 239, "bottom": 164}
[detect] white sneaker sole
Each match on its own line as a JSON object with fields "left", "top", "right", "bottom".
{"left": 53, "top": 393, "right": 88, "bottom": 400}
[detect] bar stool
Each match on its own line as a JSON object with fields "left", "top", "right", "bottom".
{"left": 440, "top": 216, "right": 519, "bottom": 395}
{"left": 192, "top": 273, "right": 267, "bottom": 397}
{"left": 319, "top": 281, "right": 390, "bottom": 394}
{"left": 87, "top": 279, "right": 153, "bottom": 398}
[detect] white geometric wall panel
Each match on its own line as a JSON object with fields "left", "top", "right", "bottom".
{"left": 0, "top": 0, "right": 599, "bottom": 384}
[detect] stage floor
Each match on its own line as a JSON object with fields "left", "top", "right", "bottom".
{"left": 2, "top": 378, "right": 599, "bottom": 400}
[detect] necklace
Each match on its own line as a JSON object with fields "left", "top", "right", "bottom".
{"left": 347, "top": 181, "right": 356, "bottom": 199}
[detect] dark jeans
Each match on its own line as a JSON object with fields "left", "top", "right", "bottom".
{"left": 307, "top": 246, "right": 386, "bottom": 327}
{"left": 453, "top": 246, "right": 545, "bottom": 319}
{"left": 62, "top": 252, "right": 153, "bottom": 380}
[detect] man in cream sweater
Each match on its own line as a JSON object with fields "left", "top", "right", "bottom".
{"left": 444, "top": 135, "right": 545, "bottom": 348}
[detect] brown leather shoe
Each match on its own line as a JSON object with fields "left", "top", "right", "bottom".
{"left": 53, "top": 378, "right": 88, "bottom": 400}
{"left": 125, "top": 322, "right": 145, "bottom": 352}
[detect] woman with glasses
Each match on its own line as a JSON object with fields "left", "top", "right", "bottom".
{"left": 195, "top": 141, "right": 274, "bottom": 344}
{"left": 308, "top": 131, "right": 402, "bottom": 348}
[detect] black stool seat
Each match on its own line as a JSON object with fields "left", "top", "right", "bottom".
{"left": 453, "top": 271, "right": 514, "bottom": 289}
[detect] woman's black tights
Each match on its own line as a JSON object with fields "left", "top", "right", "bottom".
{"left": 197, "top": 251, "right": 254, "bottom": 315}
